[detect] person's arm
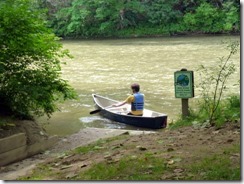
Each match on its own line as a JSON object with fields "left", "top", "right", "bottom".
{"left": 112, "top": 101, "right": 126, "bottom": 107}
{"left": 112, "top": 95, "right": 133, "bottom": 107}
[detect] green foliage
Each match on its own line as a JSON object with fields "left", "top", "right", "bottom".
{"left": 0, "top": 0, "right": 76, "bottom": 119}
{"left": 183, "top": 2, "right": 224, "bottom": 33}
{"left": 39, "top": 0, "right": 240, "bottom": 38}
{"left": 0, "top": 118, "right": 16, "bottom": 129}
{"left": 170, "top": 94, "right": 240, "bottom": 129}
{"left": 215, "top": 95, "right": 240, "bottom": 126}
{"left": 197, "top": 41, "right": 239, "bottom": 125}
{"left": 146, "top": 0, "right": 182, "bottom": 26}
{"left": 169, "top": 109, "right": 200, "bottom": 129}
{"left": 183, "top": 1, "right": 240, "bottom": 33}
{"left": 222, "top": 2, "right": 240, "bottom": 32}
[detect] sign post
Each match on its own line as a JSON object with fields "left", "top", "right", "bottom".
{"left": 174, "top": 68, "right": 194, "bottom": 117}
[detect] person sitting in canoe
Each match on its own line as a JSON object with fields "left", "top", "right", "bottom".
{"left": 112, "top": 83, "right": 144, "bottom": 116}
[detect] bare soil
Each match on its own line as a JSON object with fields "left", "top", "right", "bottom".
{"left": 0, "top": 120, "right": 241, "bottom": 180}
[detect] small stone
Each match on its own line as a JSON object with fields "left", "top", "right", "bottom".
{"left": 174, "top": 168, "right": 184, "bottom": 173}
{"left": 212, "top": 130, "right": 220, "bottom": 134}
{"left": 227, "top": 139, "right": 234, "bottom": 143}
{"left": 60, "top": 165, "right": 72, "bottom": 170}
{"left": 104, "top": 155, "right": 112, "bottom": 160}
{"left": 131, "top": 155, "right": 137, "bottom": 159}
{"left": 136, "top": 146, "right": 147, "bottom": 151}
{"left": 80, "top": 163, "right": 88, "bottom": 168}
{"left": 167, "top": 160, "right": 174, "bottom": 165}
{"left": 167, "top": 148, "right": 174, "bottom": 152}
{"left": 65, "top": 173, "right": 78, "bottom": 179}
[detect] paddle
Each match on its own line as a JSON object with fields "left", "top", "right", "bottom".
{"left": 89, "top": 105, "right": 113, "bottom": 115}
{"left": 89, "top": 109, "right": 102, "bottom": 114}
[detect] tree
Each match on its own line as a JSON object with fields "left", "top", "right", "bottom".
{"left": 146, "top": 0, "right": 181, "bottom": 26}
{"left": 183, "top": 2, "right": 225, "bottom": 33}
{"left": 39, "top": 0, "right": 240, "bottom": 37}
{"left": 0, "top": 0, "right": 76, "bottom": 119}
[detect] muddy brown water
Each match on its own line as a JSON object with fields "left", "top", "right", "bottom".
{"left": 37, "top": 36, "right": 240, "bottom": 136}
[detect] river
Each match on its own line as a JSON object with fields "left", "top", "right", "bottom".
{"left": 37, "top": 35, "right": 240, "bottom": 136}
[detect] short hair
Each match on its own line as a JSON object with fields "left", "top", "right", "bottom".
{"left": 131, "top": 83, "right": 140, "bottom": 92}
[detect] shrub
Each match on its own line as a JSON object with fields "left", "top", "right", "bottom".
{"left": 0, "top": 0, "right": 76, "bottom": 119}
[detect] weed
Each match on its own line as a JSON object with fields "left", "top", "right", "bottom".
{"left": 197, "top": 41, "right": 239, "bottom": 125}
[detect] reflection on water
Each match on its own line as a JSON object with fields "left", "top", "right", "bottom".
{"left": 79, "top": 116, "right": 127, "bottom": 129}
{"left": 79, "top": 116, "right": 111, "bottom": 123}
{"left": 38, "top": 36, "right": 240, "bottom": 136}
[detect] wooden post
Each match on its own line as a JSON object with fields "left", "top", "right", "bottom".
{"left": 181, "top": 98, "right": 189, "bottom": 117}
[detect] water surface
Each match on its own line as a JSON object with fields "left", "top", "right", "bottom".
{"left": 38, "top": 36, "right": 240, "bottom": 136}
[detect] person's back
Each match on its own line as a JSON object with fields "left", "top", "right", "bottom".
{"left": 129, "top": 91, "right": 144, "bottom": 115}
{"left": 112, "top": 83, "right": 144, "bottom": 116}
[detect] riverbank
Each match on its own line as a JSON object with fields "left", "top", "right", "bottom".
{"left": 61, "top": 32, "right": 240, "bottom": 41}
{"left": 0, "top": 124, "right": 155, "bottom": 180}
{"left": 0, "top": 120, "right": 240, "bottom": 180}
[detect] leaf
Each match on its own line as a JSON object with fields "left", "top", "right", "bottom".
{"left": 6, "top": 123, "right": 16, "bottom": 127}
{"left": 157, "top": 140, "right": 164, "bottom": 144}
{"left": 173, "top": 158, "right": 182, "bottom": 162}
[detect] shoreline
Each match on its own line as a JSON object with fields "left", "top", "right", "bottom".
{"left": 0, "top": 127, "right": 156, "bottom": 180}
{"left": 60, "top": 33, "right": 240, "bottom": 41}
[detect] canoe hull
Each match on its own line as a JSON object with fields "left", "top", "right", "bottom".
{"left": 92, "top": 94, "right": 167, "bottom": 129}
{"left": 100, "top": 109, "right": 167, "bottom": 129}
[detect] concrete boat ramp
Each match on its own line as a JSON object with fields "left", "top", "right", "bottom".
{"left": 0, "top": 128, "right": 155, "bottom": 180}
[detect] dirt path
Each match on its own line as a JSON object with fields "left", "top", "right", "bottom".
{"left": 0, "top": 127, "right": 155, "bottom": 180}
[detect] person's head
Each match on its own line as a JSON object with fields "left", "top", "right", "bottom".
{"left": 131, "top": 83, "right": 140, "bottom": 93}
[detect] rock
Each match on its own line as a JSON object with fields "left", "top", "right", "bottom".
{"left": 227, "top": 139, "right": 234, "bottom": 143}
{"left": 104, "top": 155, "right": 112, "bottom": 160}
{"left": 65, "top": 173, "right": 78, "bottom": 179}
{"left": 167, "top": 160, "right": 174, "bottom": 165}
{"left": 60, "top": 165, "right": 72, "bottom": 170}
{"left": 80, "top": 163, "right": 88, "bottom": 168}
{"left": 212, "top": 130, "right": 220, "bottom": 134}
{"left": 136, "top": 146, "right": 147, "bottom": 151}
{"left": 174, "top": 168, "right": 184, "bottom": 173}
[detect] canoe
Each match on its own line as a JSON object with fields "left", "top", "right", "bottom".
{"left": 91, "top": 94, "right": 167, "bottom": 129}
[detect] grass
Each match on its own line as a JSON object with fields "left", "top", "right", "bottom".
{"left": 0, "top": 117, "right": 16, "bottom": 129}
{"left": 74, "top": 144, "right": 240, "bottom": 180}
{"left": 169, "top": 95, "right": 240, "bottom": 129}
{"left": 18, "top": 135, "right": 240, "bottom": 181}
{"left": 75, "top": 154, "right": 167, "bottom": 180}
{"left": 73, "top": 134, "right": 129, "bottom": 154}
{"left": 186, "top": 144, "right": 240, "bottom": 180}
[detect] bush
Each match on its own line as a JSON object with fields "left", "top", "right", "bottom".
{"left": 0, "top": 0, "right": 76, "bottom": 119}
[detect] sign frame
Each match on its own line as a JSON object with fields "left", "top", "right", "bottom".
{"left": 174, "top": 70, "right": 194, "bottom": 98}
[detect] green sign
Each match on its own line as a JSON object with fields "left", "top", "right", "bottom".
{"left": 174, "top": 70, "right": 194, "bottom": 98}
